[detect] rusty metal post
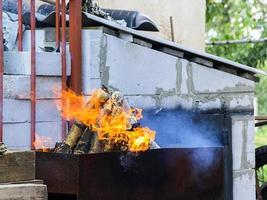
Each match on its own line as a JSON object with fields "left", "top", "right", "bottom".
{"left": 61, "top": 0, "right": 67, "bottom": 139}
{"left": 69, "top": 0, "right": 82, "bottom": 94}
{"left": 55, "top": 0, "right": 60, "bottom": 50}
{"left": 30, "top": 0, "right": 36, "bottom": 149}
{"left": 18, "top": 0, "right": 23, "bottom": 51}
{"left": 0, "top": 0, "right": 4, "bottom": 142}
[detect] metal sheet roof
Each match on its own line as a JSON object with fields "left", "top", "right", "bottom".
{"left": 83, "top": 13, "right": 267, "bottom": 77}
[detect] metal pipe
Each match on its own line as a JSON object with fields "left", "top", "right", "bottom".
{"left": 206, "top": 38, "right": 267, "bottom": 46}
{"left": 61, "top": 0, "right": 67, "bottom": 139}
{"left": 30, "top": 0, "right": 36, "bottom": 150}
{"left": 69, "top": 0, "right": 82, "bottom": 94}
{"left": 0, "top": 0, "right": 4, "bottom": 142}
{"left": 170, "top": 16, "right": 175, "bottom": 42}
{"left": 255, "top": 116, "right": 267, "bottom": 121}
{"left": 55, "top": 0, "right": 60, "bottom": 50}
{"left": 18, "top": 0, "right": 23, "bottom": 51}
{"left": 255, "top": 121, "right": 267, "bottom": 127}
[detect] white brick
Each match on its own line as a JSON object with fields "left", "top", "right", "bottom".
{"left": 82, "top": 78, "right": 102, "bottom": 95}
{"left": 82, "top": 31, "right": 102, "bottom": 80}
{"left": 232, "top": 116, "right": 255, "bottom": 170}
{"left": 232, "top": 120, "right": 243, "bottom": 170}
{"left": 197, "top": 98, "right": 222, "bottom": 110}
{"left": 4, "top": 75, "right": 61, "bottom": 99}
{"left": 233, "top": 169, "right": 255, "bottom": 200}
{"left": 4, "top": 52, "right": 71, "bottom": 76}
{"left": 229, "top": 94, "right": 254, "bottom": 110}
{"left": 105, "top": 34, "right": 178, "bottom": 95}
{"left": 3, "top": 99, "right": 61, "bottom": 123}
{"left": 180, "top": 59, "right": 189, "bottom": 94}
{"left": 3, "top": 121, "right": 62, "bottom": 150}
{"left": 125, "top": 96, "right": 156, "bottom": 109}
{"left": 191, "top": 62, "right": 255, "bottom": 94}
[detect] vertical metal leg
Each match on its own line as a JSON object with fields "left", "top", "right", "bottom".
{"left": 69, "top": 0, "right": 82, "bottom": 94}
{"left": 30, "top": 0, "right": 36, "bottom": 149}
{"left": 0, "top": 0, "right": 4, "bottom": 143}
{"left": 61, "top": 0, "right": 67, "bottom": 139}
{"left": 18, "top": 0, "right": 23, "bottom": 51}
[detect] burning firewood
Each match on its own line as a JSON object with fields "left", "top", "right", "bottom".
{"left": 54, "top": 87, "right": 157, "bottom": 154}
{"left": 54, "top": 122, "right": 88, "bottom": 154}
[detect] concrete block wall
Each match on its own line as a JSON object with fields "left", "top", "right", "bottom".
{"left": 81, "top": 30, "right": 256, "bottom": 200}
{"left": 5, "top": 28, "right": 255, "bottom": 199}
{"left": 2, "top": 50, "right": 70, "bottom": 149}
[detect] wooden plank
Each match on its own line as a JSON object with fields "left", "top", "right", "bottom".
{"left": 0, "top": 151, "right": 35, "bottom": 183}
{"left": 156, "top": 47, "right": 184, "bottom": 58}
{"left": 216, "top": 66, "right": 237, "bottom": 75}
{"left": 0, "top": 184, "right": 47, "bottom": 200}
{"left": 189, "top": 57, "right": 214, "bottom": 68}
{"left": 133, "top": 38, "right": 153, "bottom": 48}
{"left": 2, "top": 179, "right": 43, "bottom": 185}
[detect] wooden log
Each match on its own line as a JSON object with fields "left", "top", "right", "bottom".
{"left": 0, "top": 151, "right": 35, "bottom": 183}
{"left": 74, "top": 128, "right": 96, "bottom": 154}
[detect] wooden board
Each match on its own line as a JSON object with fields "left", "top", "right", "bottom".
{"left": 0, "top": 151, "right": 35, "bottom": 183}
{"left": 0, "top": 183, "right": 47, "bottom": 200}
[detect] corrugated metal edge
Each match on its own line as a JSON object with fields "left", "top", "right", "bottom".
{"left": 83, "top": 13, "right": 267, "bottom": 77}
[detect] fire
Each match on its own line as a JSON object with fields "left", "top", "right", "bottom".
{"left": 33, "top": 134, "right": 53, "bottom": 152}
{"left": 55, "top": 88, "right": 156, "bottom": 152}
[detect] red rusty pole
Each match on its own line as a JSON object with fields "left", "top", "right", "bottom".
{"left": 55, "top": 0, "right": 60, "bottom": 50}
{"left": 18, "top": 0, "right": 23, "bottom": 51}
{"left": 30, "top": 0, "right": 36, "bottom": 149}
{"left": 0, "top": 0, "right": 4, "bottom": 142}
{"left": 61, "top": 0, "right": 67, "bottom": 139}
{"left": 69, "top": 0, "right": 82, "bottom": 94}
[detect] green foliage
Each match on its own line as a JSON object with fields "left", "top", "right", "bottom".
{"left": 206, "top": 0, "right": 267, "bottom": 67}
{"left": 206, "top": 0, "right": 267, "bottom": 115}
{"left": 255, "top": 126, "right": 267, "bottom": 147}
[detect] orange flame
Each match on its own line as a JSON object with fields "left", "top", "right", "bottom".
{"left": 33, "top": 134, "right": 53, "bottom": 152}
{"left": 55, "top": 88, "right": 156, "bottom": 152}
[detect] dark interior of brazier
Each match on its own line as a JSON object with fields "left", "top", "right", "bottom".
{"left": 36, "top": 107, "right": 233, "bottom": 200}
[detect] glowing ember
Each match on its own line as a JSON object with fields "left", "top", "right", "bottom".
{"left": 55, "top": 88, "right": 156, "bottom": 152}
{"left": 33, "top": 134, "right": 53, "bottom": 152}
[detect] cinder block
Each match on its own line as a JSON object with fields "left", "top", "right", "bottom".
{"left": 125, "top": 96, "right": 157, "bottom": 109}
{"left": 190, "top": 62, "right": 255, "bottom": 94}
{"left": 179, "top": 59, "right": 189, "bottom": 94}
{"left": 229, "top": 94, "right": 254, "bottom": 110}
{"left": 0, "top": 184, "right": 47, "bottom": 200}
{"left": 105, "top": 34, "right": 178, "bottom": 95}
{"left": 3, "top": 121, "right": 62, "bottom": 149}
{"left": 21, "top": 29, "right": 47, "bottom": 52}
{"left": 196, "top": 97, "right": 222, "bottom": 110}
{"left": 124, "top": 95, "right": 194, "bottom": 110}
{"left": 4, "top": 75, "right": 61, "bottom": 99}
{"left": 82, "top": 30, "right": 103, "bottom": 80}
{"left": 232, "top": 116, "right": 255, "bottom": 170}
{"left": 4, "top": 52, "right": 71, "bottom": 76}
{"left": 82, "top": 78, "right": 102, "bottom": 95}
{"left": 3, "top": 99, "right": 61, "bottom": 123}
{"left": 232, "top": 120, "right": 243, "bottom": 170}
{"left": 233, "top": 169, "right": 255, "bottom": 200}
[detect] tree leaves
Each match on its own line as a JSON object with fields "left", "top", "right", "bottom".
{"left": 206, "top": 0, "right": 267, "bottom": 115}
